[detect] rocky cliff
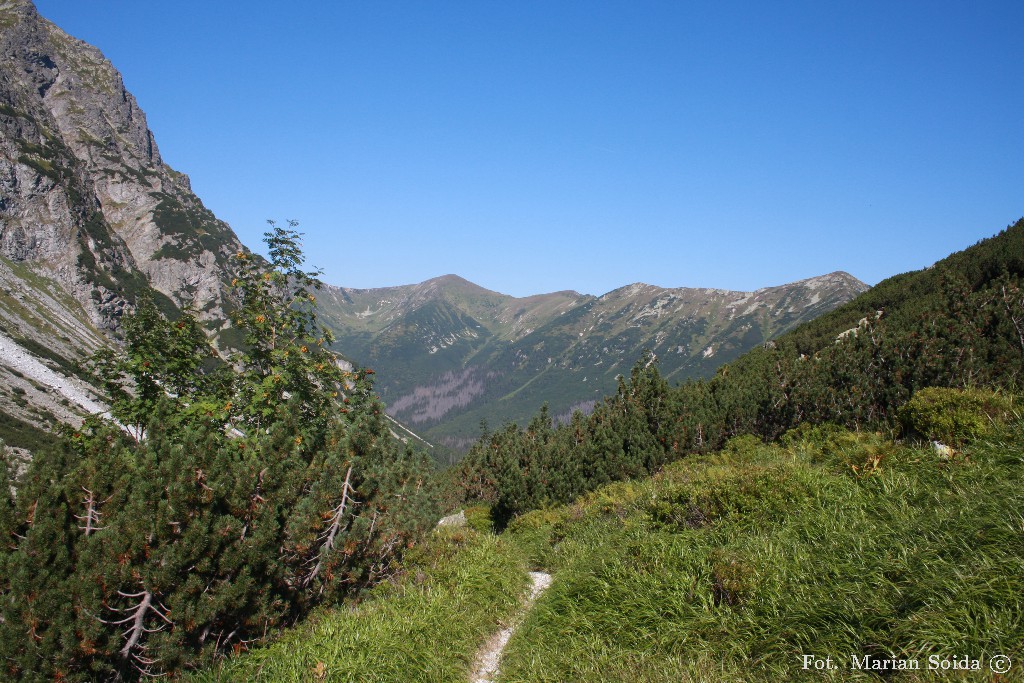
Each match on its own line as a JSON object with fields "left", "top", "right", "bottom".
{"left": 0, "top": 0, "right": 244, "bottom": 442}
{"left": 0, "top": 0, "right": 241, "bottom": 336}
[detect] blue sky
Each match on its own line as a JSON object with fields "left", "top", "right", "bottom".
{"left": 33, "top": 1, "right": 1024, "bottom": 297}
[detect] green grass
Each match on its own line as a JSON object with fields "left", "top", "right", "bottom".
{"left": 186, "top": 421, "right": 1023, "bottom": 682}
{"left": 498, "top": 426, "right": 1024, "bottom": 682}
{"left": 190, "top": 528, "right": 530, "bottom": 682}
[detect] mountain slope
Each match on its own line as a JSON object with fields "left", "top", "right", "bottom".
{"left": 454, "top": 218, "right": 1024, "bottom": 523}
{"left": 318, "top": 271, "right": 867, "bottom": 454}
{"left": 0, "top": 0, "right": 247, "bottom": 444}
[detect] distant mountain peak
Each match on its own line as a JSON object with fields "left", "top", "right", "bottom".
{"left": 315, "top": 271, "right": 867, "bottom": 453}
{"left": 427, "top": 274, "right": 473, "bottom": 285}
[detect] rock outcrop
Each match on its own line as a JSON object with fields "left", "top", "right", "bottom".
{"left": 0, "top": 0, "right": 245, "bottom": 438}
{"left": 0, "top": 0, "right": 242, "bottom": 339}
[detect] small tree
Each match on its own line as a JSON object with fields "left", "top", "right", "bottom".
{"left": 229, "top": 220, "right": 343, "bottom": 438}
{"left": 87, "top": 294, "right": 222, "bottom": 440}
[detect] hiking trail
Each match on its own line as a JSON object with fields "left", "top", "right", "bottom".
{"left": 470, "top": 570, "right": 553, "bottom": 683}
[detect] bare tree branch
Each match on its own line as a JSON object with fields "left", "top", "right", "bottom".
{"left": 74, "top": 488, "right": 110, "bottom": 536}
{"left": 304, "top": 465, "right": 356, "bottom": 588}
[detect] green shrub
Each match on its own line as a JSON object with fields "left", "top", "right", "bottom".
{"left": 720, "top": 433, "right": 765, "bottom": 459}
{"left": 898, "top": 387, "right": 1015, "bottom": 446}
{"left": 463, "top": 505, "right": 494, "bottom": 533}
{"left": 648, "top": 462, "right": 816, "bottom": 531}
{"left": 779, "top": 422, "right": 849, "bottom": 454}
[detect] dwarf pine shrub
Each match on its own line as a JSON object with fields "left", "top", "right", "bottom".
{"left": 898, "top": 386, "right": 1015, "bottom": 445}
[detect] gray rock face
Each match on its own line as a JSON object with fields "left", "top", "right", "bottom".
{"left": 0, "top": 0, "right": 246, "bottom": 437}
{"left": 0, "top": 0, "right": 243, "bottom": 339}
{"left": 436, "top": 510, "right": 467, "bottom": 528}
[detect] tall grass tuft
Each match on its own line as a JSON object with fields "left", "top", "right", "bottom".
{"left": 498, "top": 424, "right": 1024, "bottom": 682}
{"left": 191, "top": 529, "right": 527, "bottom": 682}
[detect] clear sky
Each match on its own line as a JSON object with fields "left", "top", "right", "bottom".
{"left": 32, "top": 0, "right": 1024, "bottom": 297}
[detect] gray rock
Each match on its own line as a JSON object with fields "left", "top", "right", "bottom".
{"left": 0, "top": 0, "right": 244, "bottom": 339}
{"left": 436, "top": 510, "right": 467, "bottom": 528}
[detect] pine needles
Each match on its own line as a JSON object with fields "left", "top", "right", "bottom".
{"left": 193, "top": 530, "right": 528, "bottom": 682}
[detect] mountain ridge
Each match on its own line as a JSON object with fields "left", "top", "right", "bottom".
{"left": 316, "top": 270, "right": 867, "bottom": 457}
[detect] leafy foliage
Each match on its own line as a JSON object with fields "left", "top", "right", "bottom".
{"left": 87, "top": 294, "right": 223, "bottom": 439}
{"left": 0, "top": 225, "right": 439, "bottom": 681}
{"left": 228, "top": 220, "right": 344, "bottom": 437}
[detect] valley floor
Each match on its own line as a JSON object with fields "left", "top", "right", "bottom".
{"left": 195, "top": 422, "right": 1024, "bottom": 682}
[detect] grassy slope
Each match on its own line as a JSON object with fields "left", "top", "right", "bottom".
{"left": 192, "top": 420, "right": 1023, "bottom": 682}
{"left": 191, "top": 531, "right": 529, "bottom": 683}
{"left": 500, "top": 424, "right": 1024, "bottom": 682}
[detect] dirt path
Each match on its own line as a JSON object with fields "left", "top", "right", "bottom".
{"left": 471, "top": 570, "right": 553, "bottom": 683}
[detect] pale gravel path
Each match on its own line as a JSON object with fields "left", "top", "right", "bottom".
{"left": 471, "top": 571, "right": 553, "bottom": 683}
{"left": 0, "top": 329, "right": 108, "bottom": 417}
